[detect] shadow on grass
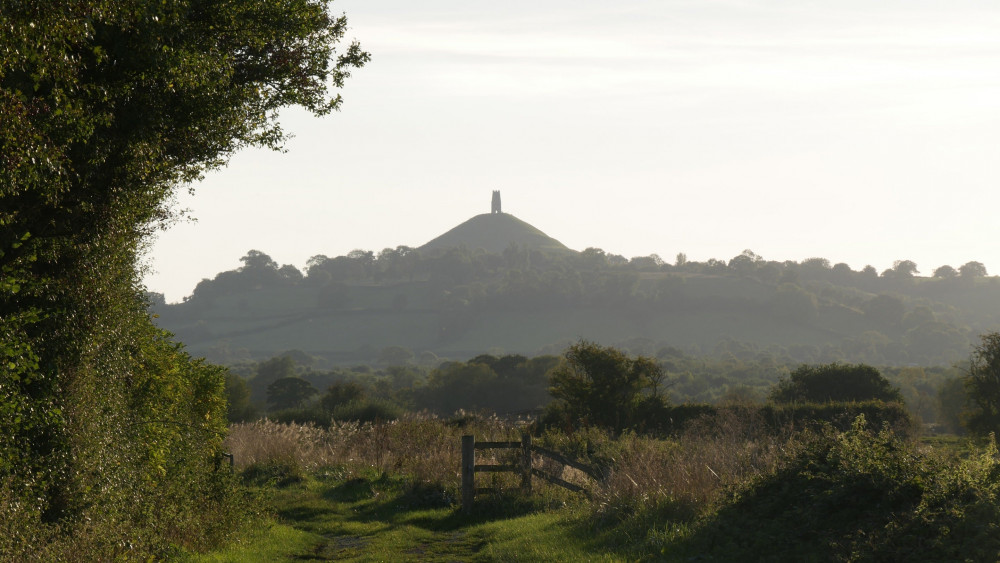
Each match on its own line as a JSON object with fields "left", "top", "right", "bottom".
{"left": 317, "top": 472, "right": 562, "bottom": 529}
{"left": 323, "top": 477, "right": 380, "bottom": 503}
{"left": 241, "top": 462, "right": 306, "bottom": 488}
{"left": 406, "top": 497, "right": 546, "bottom": 531}
{"left": 268, "top": 470, "right": 614, "bottom": 560}
{"left": 277, "top": 504, "right": 339, "bottom": 523}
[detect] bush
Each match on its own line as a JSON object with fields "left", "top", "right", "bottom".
{"left": 546, "top": 341, "right": 668, "bottom": 433}
{"left": 646, "top": 401, "right": 915, "bottom": 439}
{"left": 0, "top": 322, "right": 254, "bottom": 560}
{"left": 763, "top": 400, "right": 916, "bottom": 438}
{"left": 269, "top": 406, "right": 332, "bottom": 428}
{"left": 672, "top": 416, "right": 1000, "bottom": 561}
{"left": 770, "top": 363, "right": 903, "bottom": 404}
{"left": 1, "top": 1, "right": 366, "bottom": 557}
{"left": 332, "top": 398, "right": 404, "bottom": 423}
{"left": 320, "top": 381, "right": 368, "bottom": 412}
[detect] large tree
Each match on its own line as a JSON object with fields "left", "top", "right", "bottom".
{"left": 1, "top": 0, "right": 366, "bottom": 557}
{"left": 547, "top": 341, "right": 668, "bottom": 432}
{"left": 963, "top": 332, "right": 1000, "bottom": 437}
{"left": 770, "top": 363, "right": 902, "bottom": 404}
{"left": 267, "top": 376, "right": 319, "bottom": 411}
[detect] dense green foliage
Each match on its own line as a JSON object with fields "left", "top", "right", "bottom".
{"left": 416, "top": 353, "right": 556, "bottom": 415}
{"left": 1, "top": 0, "right": 366, "bottom": 558}
{"left": 770, "top": 363, "right": 903, "bottom": 404}
{"left": 671, "top": 418, "right": 1000, "bottom": 561}
{"left": 546, "top": 341, "right": 669, "bottom": 432}
{"left": 233, "top": 343, "right": 912, "bottom": 441}
{"left": 267, "top": 376, "right": 319, "bottom": 410}
{"left": 658, "top": 402, "right": 915, "bottom": 438}
{"left": 963, "top": 331, "right": 1000, "bottom": 437}
{"left": 223, "top": 344, "right": 964, "bottom": 434}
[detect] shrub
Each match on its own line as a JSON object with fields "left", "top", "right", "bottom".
{"left": 546, "top": 341, "right": 669, "bottom": 433}
{"left": 269, "top": 406, "right": 332, "bottom": 428}
{"left": 770, "top": 363, "right": 903, "bottom": 404}
{"left": 332, "top": 398, "right": 404, "bottom": 423}
{"left": 320, "top": 381, "right": 368, "bottom": 412}
{"left": 2, "top": 1, "right": 366, "bottom": 557}
{"left": 664, "top": 416, "right": 1000, "bottom": 561}
{"left": 655, "top": 401, "right": 915, "bottom": 439}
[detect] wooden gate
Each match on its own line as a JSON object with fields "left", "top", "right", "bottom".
{"left": 460, "top": 434, "right": 602, "bottom": 512}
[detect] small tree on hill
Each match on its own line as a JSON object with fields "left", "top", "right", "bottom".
{"left": 547, "top": 341, "right": 668, "bottom": 432}
{"left": 959, "top": 261, "right": 988, "bottom": 279}
{"left": 770, "top": 363, "right": 902, "bottom": 404}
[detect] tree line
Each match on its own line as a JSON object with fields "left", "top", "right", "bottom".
{"left": 176, "top": 247, "right": 992, "bottom": 304}
{"left": 221, "top": 336, "right": 994, "bottom": 438}
{"left": 157, "top": 245, "right": 999, "bottom": 366}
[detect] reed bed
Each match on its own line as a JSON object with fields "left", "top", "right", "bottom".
{"left": 225, "top": 408, "right": 798, "bottom": 517}
{"left": 224, "top": 412, "right": 527, "bottom": 488}
{"left": 595, "top": 407, "right": 793, "bottom": 517}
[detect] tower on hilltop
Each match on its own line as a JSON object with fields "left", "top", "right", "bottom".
{"left": 491, "top": 190, "right": 502, "bottom": 214}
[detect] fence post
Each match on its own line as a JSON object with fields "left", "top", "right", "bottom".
{"left": 520, "top": 433, "right": 532, "bottom": 494}
{"left": 461, "top": 435, "right": 475, "bottom": 513}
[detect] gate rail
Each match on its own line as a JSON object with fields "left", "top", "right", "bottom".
{"left": 460, "top": 434, "right": 601, "bottom": 512}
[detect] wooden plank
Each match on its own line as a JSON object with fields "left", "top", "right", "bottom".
{"left": 474, "top": 464, "right": 518, "bottom": 473}
{"left": 475, "top": 441, "right": 521, "bottom": 449}
{"left": 530, "top": 444, "right": 603, "bottom": 481}
{"left": 461, "top": 435, "right": 475, "bottom": 513}
{"left": 520, "top": 433, "right": 532, "bottom": 494}
{"left": 530, "top": 468, "right": 589, "bottom": 495}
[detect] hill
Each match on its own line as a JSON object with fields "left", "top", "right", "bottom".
{"left": 150, "top": 214, "right": 1000, "bottom": 368}
{"left": 418, "top": 212, "right": 573, "bottom": 256}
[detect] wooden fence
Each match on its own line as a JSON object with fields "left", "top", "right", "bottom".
{"left": 460, "top": 434, "right": 602, "bottom": 512}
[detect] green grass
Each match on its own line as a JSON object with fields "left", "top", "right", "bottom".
{"left": 180, "top": 468, "right": 623, "bottom": 562}
{"left": 181, "top": 425, "right": 1000, "bottom": 563}
{"left": 181, "top": 523, "right": 317, "bottom": 562}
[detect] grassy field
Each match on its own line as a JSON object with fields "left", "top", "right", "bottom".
{"left": 179, "top": 415, "right": 1000, "bottom": 562}
{"left": 180, "top": 468, "right": 619, "bottom": 562}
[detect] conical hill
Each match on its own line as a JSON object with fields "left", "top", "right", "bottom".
{"left": 418, "top": 213, "right": 573, "bottom": 255}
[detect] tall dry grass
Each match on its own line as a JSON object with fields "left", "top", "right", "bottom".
{"left": 225, "top": 412, "right": 526, "bottom": 489}
{"left": 594, "top": 406, "right": 793, "bottom": 517}
{"left": 225, "top": 408, "right": 797, "bottom": 515}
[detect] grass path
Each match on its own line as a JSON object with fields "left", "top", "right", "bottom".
{"left": 182, "top": 469, "right": 624, "bottom": 562}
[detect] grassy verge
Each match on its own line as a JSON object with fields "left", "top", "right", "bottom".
{"left": 179, "top": 467, "right": 618, "bottom": 562}
{"left": 182, "top": 416, "right": 1000, "bottom": 562}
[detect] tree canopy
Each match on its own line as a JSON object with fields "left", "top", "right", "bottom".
{"left": 770, "top": 363, "right": 903, "bottom": 404}
{"left": 963, "top": 332, "right": 1000, "bottom": 437}
{"left": 547, "top": 341, "right": 668, "bottom": 432}
{"left": 1, "top": 0, "right": 366, "bottom": 557}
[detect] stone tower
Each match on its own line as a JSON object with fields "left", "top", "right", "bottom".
{"left": 491, "top": 190, "right": 502, "bottom": 214}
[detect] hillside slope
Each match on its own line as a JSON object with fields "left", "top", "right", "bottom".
{"left": 419, "top": 213, "right": 573, "bottom": 256}
{"left": 152, "top": 214, "right": 1000, "bottom": 367}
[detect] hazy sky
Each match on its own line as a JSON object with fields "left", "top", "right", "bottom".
{"left": 144, "top": 0, "right": 1000, "bottom": 302}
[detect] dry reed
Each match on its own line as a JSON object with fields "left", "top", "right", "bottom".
{"left": 225, "top": 408, "right": 796, "bottom": 514}
{"left": 224, "top": 412, "right": 526, "bottom": 488}
{"left": 595, "top": 407, "right": 793, "bottom": 515}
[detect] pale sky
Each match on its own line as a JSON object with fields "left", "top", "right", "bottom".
{"left": 144, "top": 0, "right": 1000, "bottom": 302}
